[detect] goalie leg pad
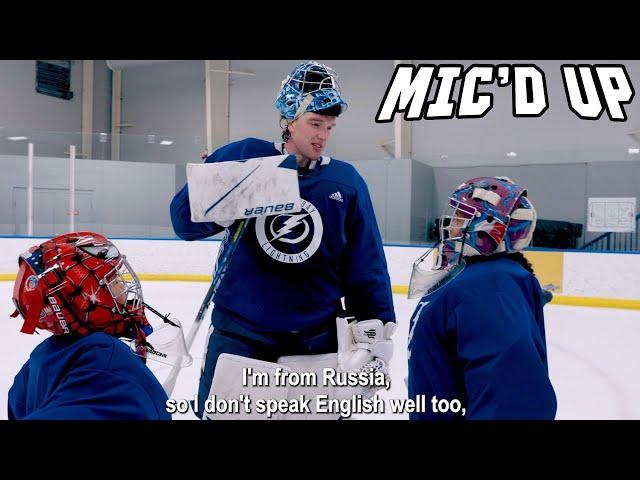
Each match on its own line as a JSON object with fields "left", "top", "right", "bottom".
{"left": 277, "top": 352, "right": 338, "bottom": 372}
{"left": 197, "top": 324, "right": 260, "bottom": 418}
{"left": 276, "top": 353, "right": 341, "bottom": 420}
{"left": 204, "top": 353, "right": 291, "bottom": 420}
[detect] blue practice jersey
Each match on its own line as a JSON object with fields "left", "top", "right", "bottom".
{"left": 170, "top": 138, "right": 395, "bottom": 332}
{"left": 407, "top": 255, "right": 557, "bottom": 420}
{"left": 8, "top": 333, "right": 171, "bottom": 420}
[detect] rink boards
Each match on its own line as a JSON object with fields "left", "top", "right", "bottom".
{"left": 0, "top": 236, "right": 639, "bottom": 309}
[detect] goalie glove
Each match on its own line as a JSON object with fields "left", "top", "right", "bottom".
{"left": 336, "top": 316, "right": 397, "bottom": 399}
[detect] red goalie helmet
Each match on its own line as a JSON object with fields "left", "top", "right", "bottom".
{"left": 11, "top": 232, "right": 151, "bottom": 345}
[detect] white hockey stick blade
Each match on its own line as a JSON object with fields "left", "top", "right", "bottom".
{"left": 187, "top": 154, "right": 301, "bottom": 223}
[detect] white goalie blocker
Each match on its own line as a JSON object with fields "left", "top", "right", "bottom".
{"left": 204, "top": 317, "right": 396, "bottom": 420}
{"left": 187, "top": 154, "right": 302, "bottom": 224}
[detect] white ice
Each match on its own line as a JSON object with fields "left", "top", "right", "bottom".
{"left": 1, "top": 280, "right": 639, "bottom": 420}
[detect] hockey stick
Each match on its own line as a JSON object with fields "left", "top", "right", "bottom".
{"left": 161, "top": 218, "right": 249, "bottom": 396}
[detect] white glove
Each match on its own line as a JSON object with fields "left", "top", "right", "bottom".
{"left": 336, "top": 316, "right": 397, "bottom": 398}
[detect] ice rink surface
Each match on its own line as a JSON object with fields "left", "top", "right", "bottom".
{"left": 1, "top": 280, "right": 639, "bottom": 420}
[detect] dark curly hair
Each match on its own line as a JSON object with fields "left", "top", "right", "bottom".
{"left": 464, "top": 251, "right": 535, "bottom": 274}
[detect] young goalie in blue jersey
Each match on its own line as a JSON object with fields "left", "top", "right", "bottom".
{"left": 7, "top": 232, "right": 192, "bottom": 420}
{"left": 170, "top": 62, "right": 396, "bottom": 418}
{"left": 406, "top": 176, "right": 557, "bottom": 420}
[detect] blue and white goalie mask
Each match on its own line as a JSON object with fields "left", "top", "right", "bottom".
{"left": 275, "top": 61, "right": 348, "bottom": 120}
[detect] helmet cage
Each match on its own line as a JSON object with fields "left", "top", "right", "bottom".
{"left": 102, "top": 255, "right": 143, "bottom": 314}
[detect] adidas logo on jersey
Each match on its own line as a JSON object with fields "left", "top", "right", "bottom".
{"left": 329, "top": 191, "right": 343, "bottom": 202}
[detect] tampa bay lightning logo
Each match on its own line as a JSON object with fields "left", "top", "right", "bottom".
{"left": 255, "top": 199, "right": 323, "bottom": 263}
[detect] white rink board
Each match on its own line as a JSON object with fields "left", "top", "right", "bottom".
{"left": 563, "top": 252, "right": 640, "bottom": 300}
{"left": 3, "top": 238, "right": 640, "bottom": 302}
{"left": 0, "top": 237, "right": 222, "bottom": 277}
{"left": 0, "top": 238, "right": 427, "bottom": 286}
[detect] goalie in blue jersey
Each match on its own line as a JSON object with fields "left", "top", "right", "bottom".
{"left": 170, "top": 62, "right": 396, "bottom": 418}
{"left": 406, "top": 176, "right": 557, "bottom": 420}
{"left": 8, "top": 232, "right": 191, "bottom": 420}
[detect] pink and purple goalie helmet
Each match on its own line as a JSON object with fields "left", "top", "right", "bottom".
{"left": 437, "top": 176, "right": 537, "bottom": 269}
